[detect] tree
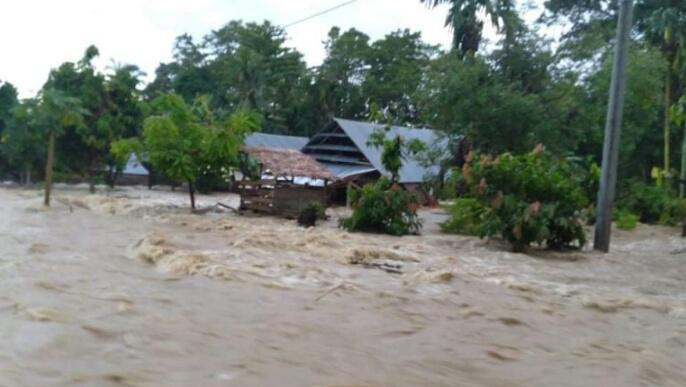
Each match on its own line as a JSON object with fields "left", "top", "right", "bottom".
{"left": 132, "top": 93, "right": 260, "bottom": 210}
{"left": 1, "top": 99, "right": 44, "bottom": 184}
{"left": 0, "top": 81, "right": 19, "bottom": 175}
{"left": 545, "top": 0, "right": 686, "bottom": 178}
{"left": 0, "top": 81, "right": 18, "bottom": 135}
{"left": 420, "top": 0, "right": 522, "bottom": 58}
{"left": 44, "top": 46, "right": 146, "bottom": 192}
{"left": 313, "top": 27, "right": 371, "bottom": 124}
{"left": 146, "top": 21, "right": 309, "bottom": 135}
{"left": 419, "top": 53, "right": 547, "bottom": 154}
{"left": 363, "top": 30, "right": 438, "bottom": 125}
{"left": 143, "top": 94, "right": 204, "bottom": 209}
{"left": 38, "top": 89, "right": 86, "bottom": 206}
{"left": 102, "top": 64, "right": 146, "bottom": 185}
{"left": 635, "top": 2, "right": 686, "bottom": 174}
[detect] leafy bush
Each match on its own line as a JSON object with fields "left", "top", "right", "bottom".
{"left": 427, "top": 168, "right": 462, "bottom": 200}
{"left": 445, "top": 146, "right": 588, "bottom": 252}
{"left": 660, "top": 197, "right": 686, "bottom": 226}
{"left": 440, "top": 198, "right": 486, "bottom": 235}
{"left": 615, "top": 211, "right": 638, "bottom": 230}
{"left": 298, "top": 202, "right": 325, "bottom": 228}
{"left": 340, "top": 177, "right": 422, "bottom": 236}
{"left": 618, "top": 181, "right": 686, "bottom": 225}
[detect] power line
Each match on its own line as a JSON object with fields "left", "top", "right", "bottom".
{"left": 283, "top": 0, "right": 359, "bottom": 29}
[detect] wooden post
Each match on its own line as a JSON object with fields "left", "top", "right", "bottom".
{"left": 44, "top": 131, "right": 55, "bottom": 207}
{"left": 681, "top": 122, "right": 686, "bottom": 197}
{"left": 594, "top": 0, "right": 634, "bottom": 253}
{"left": 346, "top": 181, "right": 352, "bottom": 208}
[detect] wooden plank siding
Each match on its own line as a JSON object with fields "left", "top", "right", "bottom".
{"left": 238, "top": 180, "right": 328, "bottom": 218}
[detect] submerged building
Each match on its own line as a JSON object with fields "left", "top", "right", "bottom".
{"left": 302, "top": 118, "right": 448, "bottom": 187}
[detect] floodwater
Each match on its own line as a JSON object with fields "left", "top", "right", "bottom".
{"left": 0, "top": 185, "right": 685, "bottom": 387}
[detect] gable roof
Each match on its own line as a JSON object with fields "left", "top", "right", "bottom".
{"left": 303, "top": 118, "right": 447, "bottom": 183}
{"left": 244, "top": 132, "right": 309, "bottom": 151}
{"left": 123, "top": 154, "right": 149, "bottom": 176}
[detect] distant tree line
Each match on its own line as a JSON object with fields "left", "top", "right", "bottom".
{"left": 0, "top": 1, "right": 684, "bottom": 199}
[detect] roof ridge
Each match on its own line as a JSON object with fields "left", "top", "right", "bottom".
{"left": 333, "top": 117, "right": 434, "bottom": 132}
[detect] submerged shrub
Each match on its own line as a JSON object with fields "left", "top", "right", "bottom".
{"left": 445, "top": 146, "right": 588, "bottom": 252}
{"left": 615, "top": 211, "right": 638, "bottom": 230}
{"left": 340, "top": 177, "right": 422, "bottom": 236}
{"left": 440, "top": 198, "right": 486, "bottom": 235}
{"left": 618, "top": 181, "right": 686, "bottom": 226}
{"left": 298, "top": 202, "right": 325, "bottom": 228}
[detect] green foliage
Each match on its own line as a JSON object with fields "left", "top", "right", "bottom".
{"left": 201, "top": 109, "right": 261, "bottom": 187}
{"left": 618, "top": 181, "right": 686, "bottom": 226}
{"left": 450, "top": 147, "right": 588, "bottom": 251}
{"left": 340, "top": 177, "right": 422, "bottom": 236}
{"left": 136, "top": 93, "right": 259, "bottom": 208}
{"left": 298, "top": 202, "right": 326, "bottom": 228}
{"left": 1, "top": 1, "right": 685, "bottom": 213}
{"left": 420, "top": 0, "right": 521, "bottom": 58}
{"left": 615, "top": 211, "right": 639, "bottom": 231}
{"left": 440, "top": 197, "right": 486, "bottom": 235}
{"left": 366, "top": 106, "right": 427, "bottom": 182}
{"left": 110, "top": 138, "right": 144, "bottom": 171}
{"left": 144, "top": 95, "right": 203, "bottom": 187}
{"left": 0, "top": 81, "right": 18, "bottom": 136}
{"left": 363, "top": 30, "right": 438, "bottom": 123}
{"left": 1, "top": 99, "right": 43, "bottom": 182}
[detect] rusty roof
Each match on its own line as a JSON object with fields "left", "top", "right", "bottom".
{"left": 244, "top": 147, "right": 338, "bottom": 181}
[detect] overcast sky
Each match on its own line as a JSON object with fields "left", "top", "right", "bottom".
{"left": 0, "top": 0, "right": 546, "bottom": 98}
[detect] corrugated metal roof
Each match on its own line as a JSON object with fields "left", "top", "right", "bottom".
{"left": 244, "top": 132, "right": 309, "bottom": 150}
{"left": 319, "top": 162, "right": 378, "bottom": 179}
{"left": 123, "top": 154, "right": 148, "bottom": 176}
{"left": 332, "top": 118, "right": 447, "bottom": 184}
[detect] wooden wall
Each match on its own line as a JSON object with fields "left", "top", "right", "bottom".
{"left": 273, "top": 185, "right": 328, "bottom": 218}
{"left": 239, "top": 180, "right": 328, "bottom": 218}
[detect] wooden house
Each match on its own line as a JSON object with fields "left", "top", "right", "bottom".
{"left": 238, "top": 147, "right": 338, "bottom": 217}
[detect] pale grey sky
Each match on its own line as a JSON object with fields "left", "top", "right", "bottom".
{"left": 0, "top": 0, "right": 548, "bottom": 98}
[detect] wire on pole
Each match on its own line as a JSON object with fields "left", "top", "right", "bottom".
{"left": 283, "top": 0, "right": 359, "bottom": 29}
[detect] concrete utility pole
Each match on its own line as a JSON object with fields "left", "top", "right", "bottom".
{"left": 594, "top": 0, "right": 634, "bottom": 253}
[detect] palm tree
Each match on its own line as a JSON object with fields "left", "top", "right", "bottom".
{"left": 420, "top": 0, "right": 521, "bottom": 58}
{"left": 636, "top": 1, "right": 686, "bottom": 175}
{"left": 38, "top": 89, "right": 86, "bottom": 206}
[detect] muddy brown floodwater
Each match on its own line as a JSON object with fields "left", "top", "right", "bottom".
{"left": 0, "top": 185, "right": 685, "bottom": 386}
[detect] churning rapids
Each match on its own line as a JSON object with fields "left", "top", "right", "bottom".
{"left": 0, "top": 185, "right": 685, "bottom": 386}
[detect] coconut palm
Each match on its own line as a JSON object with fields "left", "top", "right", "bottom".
{"left": 420, "top": 0, "right": 521, "bottom": 58}
{"left": 38, "top": 89, "right": 86, "bottom": 206}
{"left": 636, "top": 1, "right": 686, "bottom": 174}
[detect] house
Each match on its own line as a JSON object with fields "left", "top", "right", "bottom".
{"left": 238, "top": 146, "right": 337, "bottom": 217}
{"left": 114, "top": 154, "right": 149, "bottom": 186}
{"left": 302, "top": 118, "right": 450, "bottom": 189}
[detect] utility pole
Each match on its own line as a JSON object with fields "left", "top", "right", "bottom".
{"left": 594, "top": 0, "right": 634, "bottom": 253}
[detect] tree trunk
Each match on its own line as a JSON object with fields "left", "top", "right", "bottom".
{"left": 188, "top": 180, "right": 196, "bottom": 211}
{"left": 664, "top": 70, "right": 672, "bottom": 174}
{"left": 24, "top": 164, "right": 32, "bottom": 186}
{"left": 681, "top": 122, "right": 686, "bottom": 197}
{"left": 44, "top": 131, "right": 55, "bottom": 207}
{"left": 88, "top": 171, "right": 96, "bottom": 194}
{"left": 88, "top": 154, "right": 97, "bottom": 193}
